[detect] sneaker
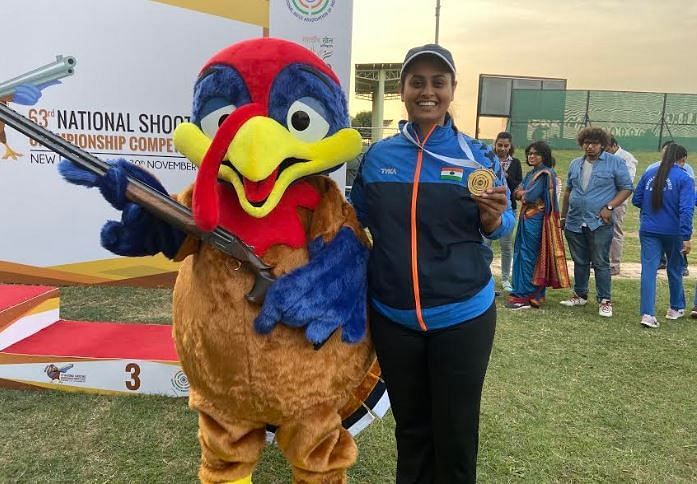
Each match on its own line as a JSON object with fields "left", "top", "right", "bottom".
{"left": 598, "top": 299, "right": 613, "bottom": 317}
{"left": 665, "top": 308, "right": 685, "bottom": 320}
{"left": 502, "top": 280, "right": 513, "bottom": 292}
{"left": 683, "top": 267, "right": 690, "bottom": 276}
{"left": 506, "top": 301, "right": 531, "bottom": 310}
{"left": 658, "top": 261, "right": 667, "bottom": 270}
{"left": 610, "top": 267, "right": 620, "bottom": 276}
{"left": 640, "top": 314, "right": 660, "bottom": 328}
{"left": 560, "top": 294, "right": 588, "bottom": 307}
{"left": 691, "top": 305, "right": 697, "bottom": 319}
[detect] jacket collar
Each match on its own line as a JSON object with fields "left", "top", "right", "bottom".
{"left": 399, "top": 114, "right": 456, "bottom": 146}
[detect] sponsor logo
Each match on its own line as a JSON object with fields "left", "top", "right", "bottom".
{"left": 286, "top": 0, "right": 335, "bottom": 22}
{"left": 380, "top": 167, "right": 397, "bottom": 175}
{"left": 44, "top": 363, "right": 86, "bottom": 383}
{"left": 171, "top": 370, "right": 190, "bottom": 394}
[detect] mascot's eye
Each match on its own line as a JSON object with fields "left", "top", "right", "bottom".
{"left": 286, "top": 97, "right": 329, "bottom": 143}
{"left": 200, "top": 104, "right": 237, "bottom": 138}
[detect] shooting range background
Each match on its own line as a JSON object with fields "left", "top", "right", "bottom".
{"left": 0, "top": 0, "right": 353, "bottom": 286}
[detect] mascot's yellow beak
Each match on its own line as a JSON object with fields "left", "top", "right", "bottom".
{"left": 174, "top": 118, "right": 361, "bottom": 218}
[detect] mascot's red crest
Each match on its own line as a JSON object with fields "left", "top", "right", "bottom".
{"left": 192, "top": 38, "right": 340, "bottom": 231}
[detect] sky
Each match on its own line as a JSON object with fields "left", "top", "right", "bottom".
{"left": 349, "top": 0, "right": 697, "bottom": 137}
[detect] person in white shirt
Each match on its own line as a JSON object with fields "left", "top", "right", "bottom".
{"left": 606, "top": 136, "right": 639, "bottom": 275}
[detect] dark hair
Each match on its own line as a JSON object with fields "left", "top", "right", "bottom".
{"left": 494, "top": 131, "right": 515, "bottom": 156}
{"left": 652, "top": 143, "right": 688, "bottom": 210}
{"left": 525, "top": 141, "right": 554, "bottom": 167}
{"left": 609, "top": 136, "right": 618, "bottom": 147}
{"left": 661, "top": 140, "right": 675, "bottom": 150}
{"left": 576, "top": 127, "right": 610, "bottom": 148}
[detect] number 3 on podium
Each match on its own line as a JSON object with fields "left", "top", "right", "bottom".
{"left": 125, "top": 363, "right": 141, "bottom": 390}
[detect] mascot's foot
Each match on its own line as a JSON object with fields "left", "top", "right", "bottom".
{"left": 225, "top": 475, "right": 252, "bottom": 484}
{"left": 2, "top": 145, "right": 22, "bottom": 160}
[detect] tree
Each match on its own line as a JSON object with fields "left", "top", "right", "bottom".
{"left": 351, "top": 111, "right": 372, "bottom": 139}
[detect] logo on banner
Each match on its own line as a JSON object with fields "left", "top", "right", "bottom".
{"left": 286, "top": 0, "right": 335, "bottom": 22}
{"left": 171, "top": 370, "right": 190, "bottom": 395}
{"left": 1, "top": 55, "right": 77, "bottom": 162}
{"left": 301, "top": 35, "right": 335, "bottom": 62}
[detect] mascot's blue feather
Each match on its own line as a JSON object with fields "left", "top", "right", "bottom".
{"left": 255, "top": 227, "right": 368, "bottom": 344}
{"left": 59, "top": 159, "right": 100, "bottom": 187}
{"left": 59, "top": 158, "right": 185, "bottom": 258}
{"left": 192, "top": 66, "right": 251, "bottom": 125}
{"left": 269, "top": 64, "right": 349, "bottom": 135}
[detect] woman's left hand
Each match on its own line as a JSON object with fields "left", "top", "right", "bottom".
{"left": 473, "top": 186, "right": 509, "bottom": 234}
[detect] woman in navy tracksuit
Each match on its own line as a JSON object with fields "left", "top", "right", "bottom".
{"left": 633, "top": 143, "right": 694, "bottom": 328}
{"left": 350, "top": 44, "right": 514, "bottom": 483}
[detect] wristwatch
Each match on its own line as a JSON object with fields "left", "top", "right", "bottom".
{"left": 606, "top": 205, "right": 614, "bottom": 211}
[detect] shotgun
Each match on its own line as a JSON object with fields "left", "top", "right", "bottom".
{"left": 0, "top": 55, "right": 77, "bottom": 98}
{"left": 0, "top": 103, "right": 275, "bottom": 304}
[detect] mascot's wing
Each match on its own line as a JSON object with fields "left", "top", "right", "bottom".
{"left": 254, "top": 178, "right": 370, "bottom": 345}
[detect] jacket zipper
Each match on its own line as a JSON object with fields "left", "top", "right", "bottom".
{"left": 410, "top": 125, "right": 437, "bottom": 331}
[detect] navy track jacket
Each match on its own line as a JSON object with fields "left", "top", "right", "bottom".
{"left": 350, "top": 118, "right": 515, "bottom": 331}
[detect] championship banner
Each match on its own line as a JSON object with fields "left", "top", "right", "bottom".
{"left": 0, "top": 0, "right": 353, "bottom": 287}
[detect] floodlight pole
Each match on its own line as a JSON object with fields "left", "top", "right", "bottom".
{"left": 435, "top": 0, "right": 441, "bottom": 44}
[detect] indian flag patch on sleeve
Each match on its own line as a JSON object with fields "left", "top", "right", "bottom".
{"left": 440, "top": 166, "right": 464, "bottom": 181}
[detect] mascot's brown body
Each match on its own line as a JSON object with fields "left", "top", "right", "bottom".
{"left": 61, "top": 38, "right": 378, "bottom": 484}
{"left": 173, "top": 180, "right": 373, "bottom": 483}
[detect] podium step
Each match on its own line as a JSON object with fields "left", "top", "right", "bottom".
{"left": 0, "top": 284, "right": 59, "bottom": 351}
{"left": 0, "top": 285, "right": 187, "bottom": 397}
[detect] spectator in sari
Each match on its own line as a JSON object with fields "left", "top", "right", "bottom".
{"left": 506, "top": 141, "right": 570, "bottom": 309}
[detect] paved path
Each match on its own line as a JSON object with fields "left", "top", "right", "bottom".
{"left": 490, "top": 260, "right": 697, "bottom": 280}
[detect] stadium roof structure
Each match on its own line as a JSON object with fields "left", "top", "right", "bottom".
{"left": 354, "top": 63, "right": 402, "bottom": 141}
{"left": 354, "top": 63, "right": 402, "bottom": 100}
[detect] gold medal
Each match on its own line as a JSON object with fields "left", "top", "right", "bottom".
{"left": 467, "top": 168, "right": 495, "bottom": 196}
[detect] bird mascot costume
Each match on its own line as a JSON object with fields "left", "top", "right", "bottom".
{"left": 60, "top": 38, "right": 378, "bottom": 484}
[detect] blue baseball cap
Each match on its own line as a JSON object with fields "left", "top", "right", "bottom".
{"left": 400, "top": 44, "right": 456, "bottom": 77}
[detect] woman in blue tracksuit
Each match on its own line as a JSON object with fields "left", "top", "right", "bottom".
{"left": 350, "top": 44, "right": 514, "bottom": 484}
{"left": 633, "top": 143, "right": 694, "bottom": 328}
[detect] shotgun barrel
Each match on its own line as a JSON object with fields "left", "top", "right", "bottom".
{"left": 0, "top": 55, "right": 77, "bottom": 98}
{"left": 0, "top": 103, "right": 275, "bottom": 304}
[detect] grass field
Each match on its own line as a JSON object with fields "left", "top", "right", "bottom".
{"left": 2, "top": 150, "right": 697, "bottom": 483}
{"left": 1, "top": 281, "right": 696, "bottom": 483}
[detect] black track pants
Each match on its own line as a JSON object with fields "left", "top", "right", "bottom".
{"left": 370, "top": 304, "right": 496, "bottom": 484}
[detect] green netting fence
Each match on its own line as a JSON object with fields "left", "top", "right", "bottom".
{"left": 507, "top": 89, "right": 697, "bottom": 152}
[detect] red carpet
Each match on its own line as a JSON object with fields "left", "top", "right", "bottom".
{"left": 3, "top": 320, "right": 179, "bottom": 361}
{"left": 0, "top": 284, "right": 55, "bottom": 310}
